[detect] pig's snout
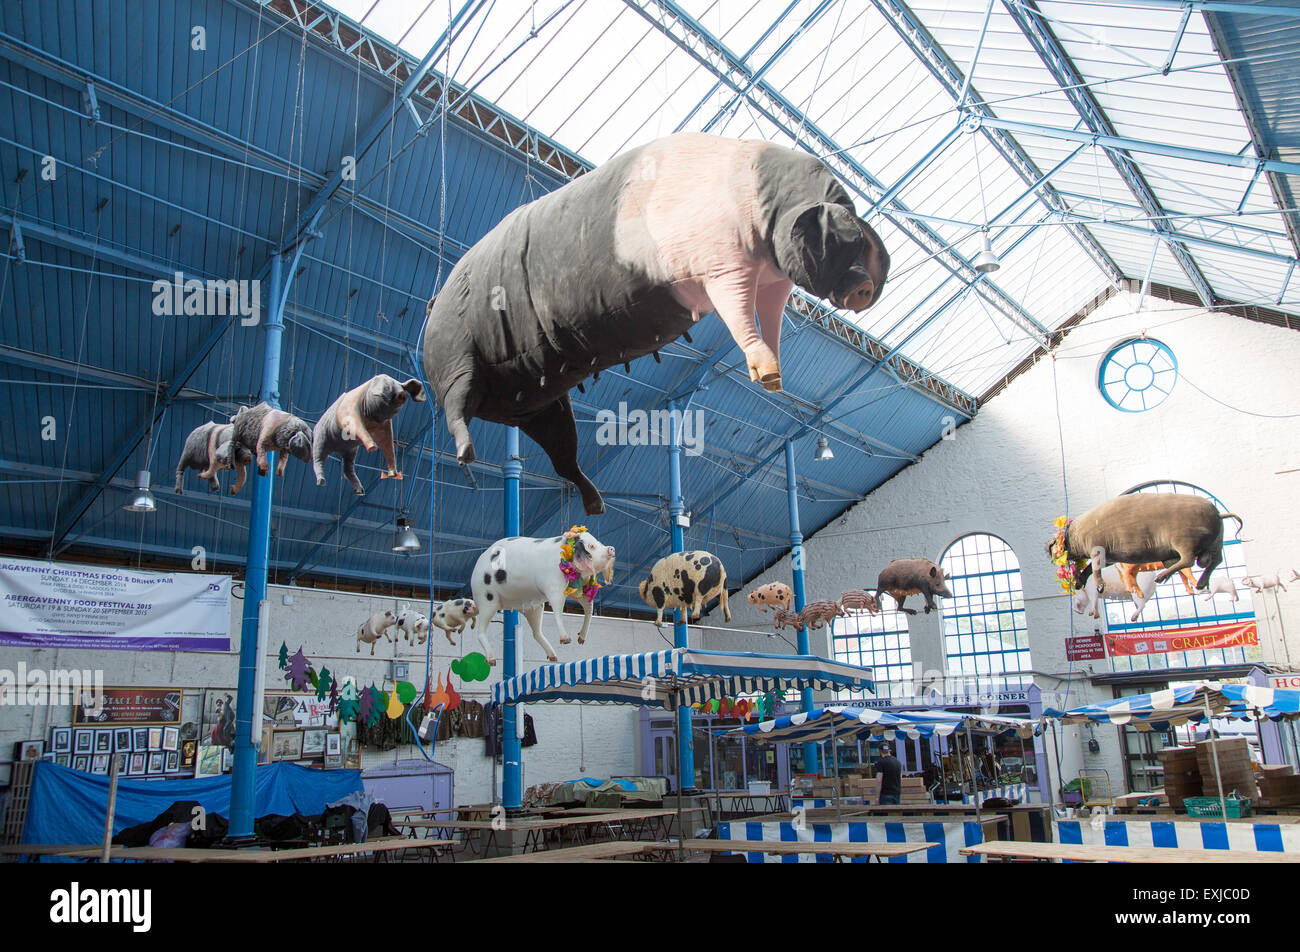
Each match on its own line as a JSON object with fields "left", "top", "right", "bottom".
{"left": 834, "top": 279, "right": 877, "bottom": 312}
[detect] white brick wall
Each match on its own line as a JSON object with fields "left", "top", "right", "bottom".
{"left": 710, "top": 293, "right": 1300, "bottom": 789}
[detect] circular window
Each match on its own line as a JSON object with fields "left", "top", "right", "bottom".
{"left": 1097, "top": 338, "right": 1177, "bottom": 412}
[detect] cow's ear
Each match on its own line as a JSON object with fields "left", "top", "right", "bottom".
{"left": 402, "top": 379, "right": 426, "bottom": 402}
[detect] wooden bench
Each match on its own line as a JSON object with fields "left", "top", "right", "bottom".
{"left": 468, "top": 840, "right": 675, "bottom": 863}
{"left": 962, "top": 841, "right": 1300, "bottom": 864}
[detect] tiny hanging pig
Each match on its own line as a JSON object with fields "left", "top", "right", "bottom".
{"left": 840, "top": 589, "right": 880, "bottom": 614}
{"left": 313, "top": 375, "right": 425, "bottom": 494}
{"left": 175, "top": 421, "right": 251, "bottom": 495}
{"left": 800, "top": 599, "right": 845, "bottom": 630}
{"left": 772, "top": 608, "right": 805, "bottom": 632}
{"left": 355, "top": 609, "right": 397, "bottom": 655}
{"left": 747, "top": 581, "right": 794, "bottom": 613}
{"left": 430, "top": 597, "right": 479, "bottom": 646}
{"left": 875, "top": 558, "right": 953, "bottom": 615}
{"left": 393, "top": 606, "right": 429, "bottom": 645}
{"left": 229, "top": 403, "right": 314, "bottom": 483}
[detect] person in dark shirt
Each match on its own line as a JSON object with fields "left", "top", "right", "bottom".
{"left": 876, "top": 745, "right": 903, "bottom": 805}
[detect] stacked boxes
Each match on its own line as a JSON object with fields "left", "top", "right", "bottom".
{"left": 1157, "top": 747, "right": 1202, "bottom": 809}
{"left": 1256, "top": 765, "right": 1300, "bottom": 807}
{"left": 1195, "top": 737, "right": 1257, "bottom": 800}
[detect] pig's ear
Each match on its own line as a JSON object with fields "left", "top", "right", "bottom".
{"left": 402, "top": 379, "right": 426, "bottom": 402}
{"left": 929, "top": 565, "right": 938, "bottom": 577}
{"left": 774, "top": 202, "right": 866, "bottom": 299}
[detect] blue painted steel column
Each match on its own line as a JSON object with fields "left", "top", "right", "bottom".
{"left": 229, "top": 254, "right": 285, "bottom": 840}
{"left": 668, "top": 402, "right": 696, "bottom": 792}
{"left": 785, "top": 440, "right": 820, "bottom": 775}
{"left": 502, "top": 426, "right": 524, "bottom": 812}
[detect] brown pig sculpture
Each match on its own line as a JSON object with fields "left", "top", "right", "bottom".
{"left": 422, "top": 132, "right": 890, "bottom": 515}
{"left": 875, "top": 559, "right": 953, "bottom": 616}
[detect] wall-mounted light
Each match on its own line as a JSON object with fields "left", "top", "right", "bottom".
{"left": 123, "top": 470, "right": 156, "bottom": 513}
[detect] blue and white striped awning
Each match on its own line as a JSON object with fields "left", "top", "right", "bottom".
{"left": 1222, "top": 684, "right": 1300, "bottom": 721}
{"left": 489, "top": 649, "right": 874, "bottom": 708}
{"left": 730, "top": 707, "right": 1037, "bottom": 743}
{"left": 1045, "top": 682, "right": 1237, "bottom": 731}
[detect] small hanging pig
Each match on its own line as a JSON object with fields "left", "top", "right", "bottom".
{"left": 430, "top": 597, "right": 479, "bottom": 646}
{"left": 874, "top": 558, "right": 953, "bottom": 615}
{"left": 840, "top": 589, "right": 880, "bottom": 614}
{"left": 800, "top": 599, "right": 845, "bottom": 630}
{"left": 747, "top": 581, "right": 794, "bottom": 613}
{"left": 393, "top": 606, "right": 429, "bottom": 645}
{"left": 312, "top": 375, "right": 425, "bottom": 494}
{"left": 228, "top": 403, "right": 313, "bottom": 483}
{"left": 772, "top": 608, "right": 805, "bottom": 632}
{"left": 356, "top": 610, "right": 398, "bottom": 655}
{"left": 174, "top": 421, "right": 251, "bottom": 495}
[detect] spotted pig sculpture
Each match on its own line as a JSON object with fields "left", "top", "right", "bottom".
{"left": 313, "top": 374, "right": 425, "bottom": 494}
{"left": 747, "top": 581, "right": 794, "bottom": 613}
{"left": 429, "top": 597, "right": 479, "bottom": 647}
{"left": 228, "top": 402, "right": 313, "bottom": 483}
{"left": 421, "top": 132, "right": 890, "bottom": 515}
{"left": 470, "top": 533, "right": 615, "bottom": 665}
{"left": 875, "top": 559, "right": 953, "bottom": 616}
{"left": 174, "top": 421, "right": 251, "bottom": 495}
{"left": 356, "top": 610, "right": 397, "bottom": 655}
{"left": 392, "top": 607, "right": 430, "bottom": 645}
{"left": 639, "top": 550, "right": 732, "bottom": 628}
{"left": 1049, "top": 495, "right": 1243, "bottom": 592}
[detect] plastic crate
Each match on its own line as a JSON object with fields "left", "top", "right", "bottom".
{"left": 1182, "top": 796, "right": 1252, "bottom": 818}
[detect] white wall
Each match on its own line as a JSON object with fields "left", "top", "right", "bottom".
{"left": 710, "top": 293, "right": 1300, "bottom": 788}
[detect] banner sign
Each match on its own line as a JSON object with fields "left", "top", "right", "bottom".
{"left": 73, "top": 688, "right": 182, "bottom": 725}
{"left": 0, "top": 557, "right": 231, "bottom": 651}
{"left": 1271, "top": 674, "right": 1300, "bottom": 691}
{"left": 1066, "top": 633, "right": 1107, "bottom": 661}
{"left": 1106, "top": 621, "right": 1258, "bottom": 658}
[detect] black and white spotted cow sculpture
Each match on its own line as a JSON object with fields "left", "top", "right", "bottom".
{"left": 469, "top": 532, "right": 616, "bottom": 665}
{"left": 430, "top": 597, "right": 479, "bottom": 647}
{"left": 638, "top": 550, "right": 732, "bottom": 628}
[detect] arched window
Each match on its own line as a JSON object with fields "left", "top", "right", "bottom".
{"left": 832, "top": 598, "right": 912, "bottom": 701}
{"left": 1106, "top": 481, "right": 1258, "bottom": 672}
{"left": 941, "top": 534, "right": 1031, "bottom": 691}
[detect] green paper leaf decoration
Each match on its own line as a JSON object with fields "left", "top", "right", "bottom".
{"left": 396, "top": 681, "right": 417, "bottom": 704}
{"left": 450, "top": 653, "right": 491, "bottom": 683}
{"left": 278, "top": 642, "right": 289, "bottom": 670}
{"left": 315, "top": 667, "right": 332, "bottom": 702}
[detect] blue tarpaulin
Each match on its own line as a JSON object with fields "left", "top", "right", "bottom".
{"left": 23, "top": 760, "right": 363, "bottom": 845}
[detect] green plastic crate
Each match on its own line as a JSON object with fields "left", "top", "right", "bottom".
{"left": 1182, "top": 796, "right": 1252, "bottom": 818}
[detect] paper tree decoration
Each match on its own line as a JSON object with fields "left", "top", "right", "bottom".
{"left": 278, "top": 642, "right": 289, "bottom": 669}
{"left": 328, "top": 679, "right": 341, "bottom": 716}
{"left": 284, "top": 648, "right": 312, "bottom": 690}
{"left": 427, "top": 673, "right": 452, "bottom": 714}
{"left": 358, "top": 685, "right": 382, "bottom": 726}
{"left": 385, "top": 685, "right": 404, "bottom": 720}
{"left": 337, "top": 681, "right": 360, "bottom": 724}
{"left": 315, "top": 667, "right": 332, "bottom": 702}
{"left": 450, "top": 653, "right": 491, "bottom": 683}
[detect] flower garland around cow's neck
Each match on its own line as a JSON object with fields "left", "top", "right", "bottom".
{"left": 559, "top": 525, "right": 601, "bottom": 602}
{"left": 1050, "top": 515, "right": 1087, "bottom": 593}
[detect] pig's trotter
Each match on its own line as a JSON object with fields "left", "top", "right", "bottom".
{"left": 744, "top": 343, "right": 782, "bottom": 393}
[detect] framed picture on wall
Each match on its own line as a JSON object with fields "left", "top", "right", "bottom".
{"left": 301, "top": 729, "right": 326, "bottom": 757}
{"left": 270, "top": 731, "right": 303, "bottom": 762}
{"left": 90, "top": 754, "right": 109, "bottom": 775}
{"left": 194, "top": 745, "right": 223, "bottom": 778}
{"left": 325, "top": 733, "right": 341, "bottom": 756}
{"left": 147, "top": 752, "right": 165, "bottom": 774}
{"left": 51, "top": 728, "right": 71, "bottom": 753}
{"left": 180, "top": 739, "right": 197, "bottom": 771}
{"left": 113, "top": 728, "right": 133, "bottom": 752}
{"left": 94, "top": 731, "right": 112, "bottom": 753}
{"left": 16, "top": 740, "right": 45, "bottom": 761}
{"left": 165, "top": 751, "right": 179, "bottom": 773}
{"left": 132, "top": 728, "right": 148, "bottom": 751}
{"left": 163, "top": 727, "right": 179, "bottom": 751}
{"left": 148, "top": 727, "right": 162, "bottom": 750}
{"left": 73, "top": 754, "right": 90, "bottom": 772}
{"left": 221, "top": 748, "right": 233, "bottom": 772}
{"left": 127, "top": 753, "right": 147, "bottom": 776}
{"left": 73, "top": 730, "right": 93, "bottom": 754}
{"left": 55, "top": 754, "right": 71, "bottom": 768}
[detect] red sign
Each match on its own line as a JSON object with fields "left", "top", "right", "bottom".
{"left": 1066, "top": 633, "right": 1106, "bottom": 661}
{"left": 1106, "top": 621, "right": 1258, "bottom": 658}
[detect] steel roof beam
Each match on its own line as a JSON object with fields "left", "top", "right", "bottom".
{"left": 1044, "top": 1, "right": 1300, "bottom": 17}
{"left": 1002, "top": 0, "right": 1216, "bottom": 307}
{"left": 869, "top": 0, "right": 1124, "bottom": 285}
{"left": 623, "top": 0, "right": 1051, "bottom": 351}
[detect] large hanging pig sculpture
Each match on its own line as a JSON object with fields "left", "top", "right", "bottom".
{"left": 421, "top": 132, "right": 890, "bottom": 515}
{"left": 313, "top": 374, "right": 425, "bottom": 494}
{"left": 1049, "top": 494, "right": 1243, "bottom": 592}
